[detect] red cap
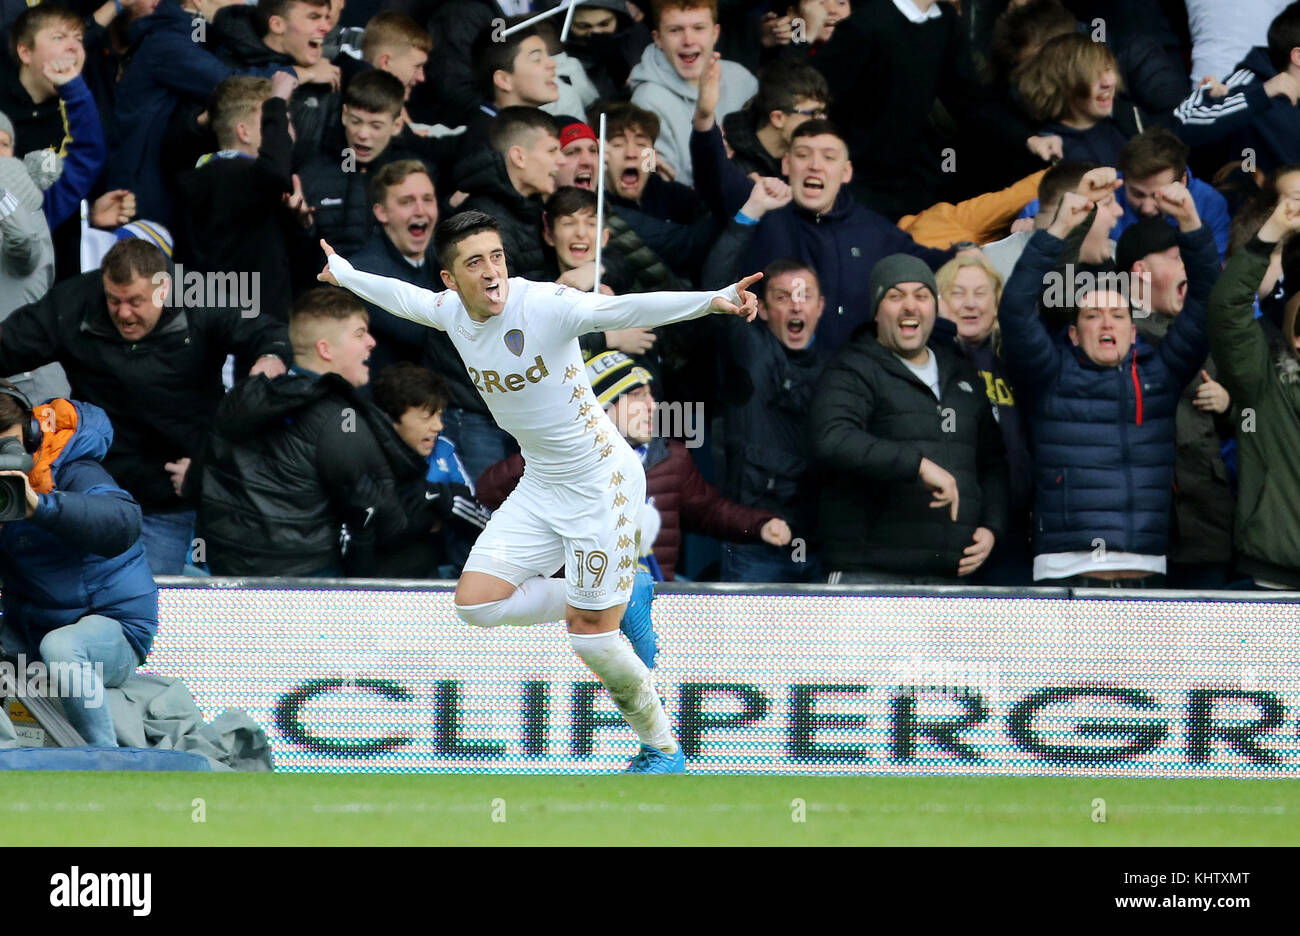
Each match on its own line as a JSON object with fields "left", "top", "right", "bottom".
{"left": 560, "top": 121, "right": 598, "bottom": 149}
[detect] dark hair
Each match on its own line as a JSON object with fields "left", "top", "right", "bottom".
{"left": 1118, "top": 128, "right": 1189, "bottom": 181}
{"left": 435, "top": 210, "right": 502, "bottom": 271}
{"left": 372, "top": 363, "right": 450, "bottom": 422}
{"left": 8, "top": 3, "right": 81, "bottom": 65}
{"left": 789, "top": 118, "right": 847, "bottom": 147}
{"left": 751, "top": 61, "right": 830, "bottom": 127}
{"left": 343, "top": 69, "right": 405, "bottom": 117}
{"left": 591, "top": 100, "right": 661, "bottom": 143}
{"left": 760, "top": 257, "right": 821, "bottom": 300}
{"left": 255, "top": 0, "right": 330, "bottom": 39}
{"left": 1037, "top": 160, "right": 1099, "bottom": 215}
{"left": 1268, "top": 0, "right": 1300, "bottom": 72}
{"left": 472, "top": 15, "right": 542, "bottom": 100}
{"left": 0, "top": 379, "right": 30, "bottom": 437}
{"left": 369, "top": 158, "right": 434, "bottom": 205}
{"left": 987, "top": 0, "right": 1075, "bottom": 84}
{"left": 487, "top": 106, "right": 559, "bottom": 155}
{"left": 544, "top": 186, "right": 599, "bottom": 228}
{"left": 101, "top": 239, "right": 168, "bottom": 284}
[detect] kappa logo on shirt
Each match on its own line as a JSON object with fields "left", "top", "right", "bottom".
{"left": 456, "top": 324, "right": 477, "bottom": 341}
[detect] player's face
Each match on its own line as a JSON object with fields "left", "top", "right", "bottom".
{"left": 939, "top": 265, "right": 998, "bottom": 344}
{"left": 652, "top": 8, "right": 719, "bottom": 81}
{"left": 395, "top": 405, "right": 443, "bottom": 457}
{"left": 374, "top": 172, "right": 437, "bottom": 260}
{"left": 759, "top": 269, "right": 823, "bottom": 350}
{"left": 506, "top": 36, "right": 559, "bottom": 105}
{"left": 558, "top": 137, "right": 599, "bottom": 189}
{"left": 103, "top": 273, "right": 165, "bottom": 341}
{"left": 342, "top": 105, "right": 402, "bottom": 164}
{"left": 1070, "top": 290, "right": 1133, "bottom": 366}
{"left": 276, "top": 1, "right": 330, "bottom": 67}
{"left": 545, "top": 210, "right": 608, "bottom": 271}
{"left": 874, "top": 282, "right": 935, "bottom": 358}
{"left": 443, "top": 231, "right": 510, "bottom": 321}
{"left": 609, "top": 384, "right": 655, "bottom": 446}
{"left": 604, "top": 127, "right": 654, "bottom": 202}
{"left": 783, "top": 133, "right": 851, "bottom": 214}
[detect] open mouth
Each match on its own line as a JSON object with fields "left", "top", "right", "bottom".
{"left": 569, "top": 241, "right": 590, "bottom": 259}
{"left": 308, "top": 38, "right": 324, "bottom": 53}
{"left": 898, "top": 317, "right": 921, "bottom": 337}
{"left": 786, "top": 318, "right": 806, "bottom": 340}
{"left": 678, "top": 51, "right": 700, "bottom": 68}
{"left": 1095, "top": 91, "right": 1114, "bottom": 108}
{"left": 1099, "top": 334, "right": 1117, "bottom": 347}
{"left": 354, "top": 145, "right": 372, "bottom": 159}
{"left": 620, "top": 167, "right": 640, "bottom": 188}
{"left": 484, "top": 281, "right": 502, "bottom": 303}
{"left": 408, "top": 219, "right": 430, "bottom": 238}
{"left": 575, "top": 169, "right": 592, "bottom": 188}
{"left": 802, "top": 176, "right": 825, "bottom": 198}
{"left": 1176, "top": 280, "right": 1188, "bottom": 301}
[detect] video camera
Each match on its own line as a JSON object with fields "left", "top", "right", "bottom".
{"left": 0, "top": 436, "right": 33, "bottom": 522}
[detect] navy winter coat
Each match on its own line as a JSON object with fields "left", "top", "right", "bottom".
{"left": 0, "top": 400, "right": 157, "bottom": 663}
{"left": 998, "top": 225, "right": 1216, "bottom": 556}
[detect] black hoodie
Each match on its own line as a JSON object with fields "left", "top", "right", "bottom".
{"left": 196, "top": 371, "right": 440, "bottom": 576}
{"left": 455, "top": 147, "right": 552, "bottom": 280}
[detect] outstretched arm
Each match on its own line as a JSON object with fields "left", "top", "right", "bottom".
{"left": 553, "top": 273, "right": 762, "bottom": 339}
{"left": 321, "top": 241, "right": 447, "bottom": 331}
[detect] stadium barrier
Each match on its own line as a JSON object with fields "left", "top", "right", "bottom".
{"left": 147, "top": 579, "right": 1300, "bottom": 777}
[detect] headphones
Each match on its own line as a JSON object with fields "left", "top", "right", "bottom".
{"left": 0, "top": 384, "right": 43, "bottom": 454}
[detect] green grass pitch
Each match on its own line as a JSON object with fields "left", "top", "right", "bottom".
{"left": 3, "top": 773, "right": 1300, "bottom": 845}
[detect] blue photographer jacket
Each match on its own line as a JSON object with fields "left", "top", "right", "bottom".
{"left": 0, "top": 400, "right": 158, "bottom": 663}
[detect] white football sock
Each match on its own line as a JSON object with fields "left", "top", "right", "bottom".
{"left": 570, "top": 630, "right": 678, "bottom": 754}
{"left": 454, "top": 576, "right": 567, "bottom": 628}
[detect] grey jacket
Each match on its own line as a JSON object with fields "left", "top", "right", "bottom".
{"left": 0, "top": 182, "right": 68, "bottom": 405}
{"left": 628, "top": 44, "right": 756, "bottom": 188}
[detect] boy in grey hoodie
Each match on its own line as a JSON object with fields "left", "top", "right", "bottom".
{"left": 629, "top": 0, "right": 757, "bottom": 188}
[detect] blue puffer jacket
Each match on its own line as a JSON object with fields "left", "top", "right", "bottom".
{"left": 0, "top": 401, "right": 158, "bottom": 664}
{"left": 998, "top": 225, "right": 1216, "bottom": 556}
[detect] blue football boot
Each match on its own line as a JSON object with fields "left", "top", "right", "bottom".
{"left": 624, "top": 743, "right": 686, "bottom": 774}
{"left": 619, "top": 569, "right": 658, "bottom": 669}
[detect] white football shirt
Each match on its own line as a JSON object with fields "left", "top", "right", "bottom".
{"left": 327, "top": 255, "right": 740, "bottom": 483}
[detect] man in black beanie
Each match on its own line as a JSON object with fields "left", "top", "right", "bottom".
{"left": 810, "top": 252, "right": 1009, "bottom": 584}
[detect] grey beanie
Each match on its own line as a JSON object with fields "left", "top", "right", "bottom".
{"left": 869, "top": 253, "right": 937, "bottom": 316}
{"left": 0, "top": 156, "right": 42, "bottom": 214}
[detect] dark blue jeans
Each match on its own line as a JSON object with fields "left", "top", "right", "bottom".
{"left": 721, "top": 542, "right": 824, "bottom": 584}
{"left": 440, "top": 407, "right": 516, "bottom": 489}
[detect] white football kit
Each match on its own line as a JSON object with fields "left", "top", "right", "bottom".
{"left": 327, "top": 254, "right": 740, "bottom": 609}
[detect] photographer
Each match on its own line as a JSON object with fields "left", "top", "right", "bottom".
{"left": 0, "top": 381, "right": 157, "bottom": 747}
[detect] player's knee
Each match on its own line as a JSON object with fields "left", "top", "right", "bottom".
{"left": 455, "top": 600, "right": 505, "bottom": 628}
{"left": 565, "top": 607, "right": 606, "bottom": 633}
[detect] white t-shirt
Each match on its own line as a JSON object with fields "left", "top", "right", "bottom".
{"left": 328, "top": 255, "right": 738, "bottom": 483}
{"left": 1187, "top": 0, "right": 1291, "bottom": 83}
{"left": 896, "top": 350, "right": 941, "bottom": 400}
{"left": 1034, "top": 551, "right": 1167, "bottom": 582}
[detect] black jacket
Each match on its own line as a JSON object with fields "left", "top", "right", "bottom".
{"left": 174, "top": 97, "right": 316, "bottom": 322}
{"left": 455, "top": 147, "right": 551, "bottom": 280}
{"left": 811, "top": 331, "right": 1009, "bottom": 575}
{"left": 299, "top": 141, "right": 428, "bottom": 258}
{"left": 716, "top": 316, "right": 826, "bottom": 537}
{"left": 196, "top": 371, "right": 440, "bottom": 576}
{"left": 721, "top": 107, "right": 783, "bottom": 180}
{"left": 0, "top": 271, "right": 292, "bottom": 512}
{"left": 0, "top": 59, "right": 67, "bottom": 157}
{"left": 349, "top": 229, "right": 445, "bottom": 373}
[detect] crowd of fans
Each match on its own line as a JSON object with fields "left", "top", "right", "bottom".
{"left": 1, "top": 0, "right": 1299, "bottom": 592}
